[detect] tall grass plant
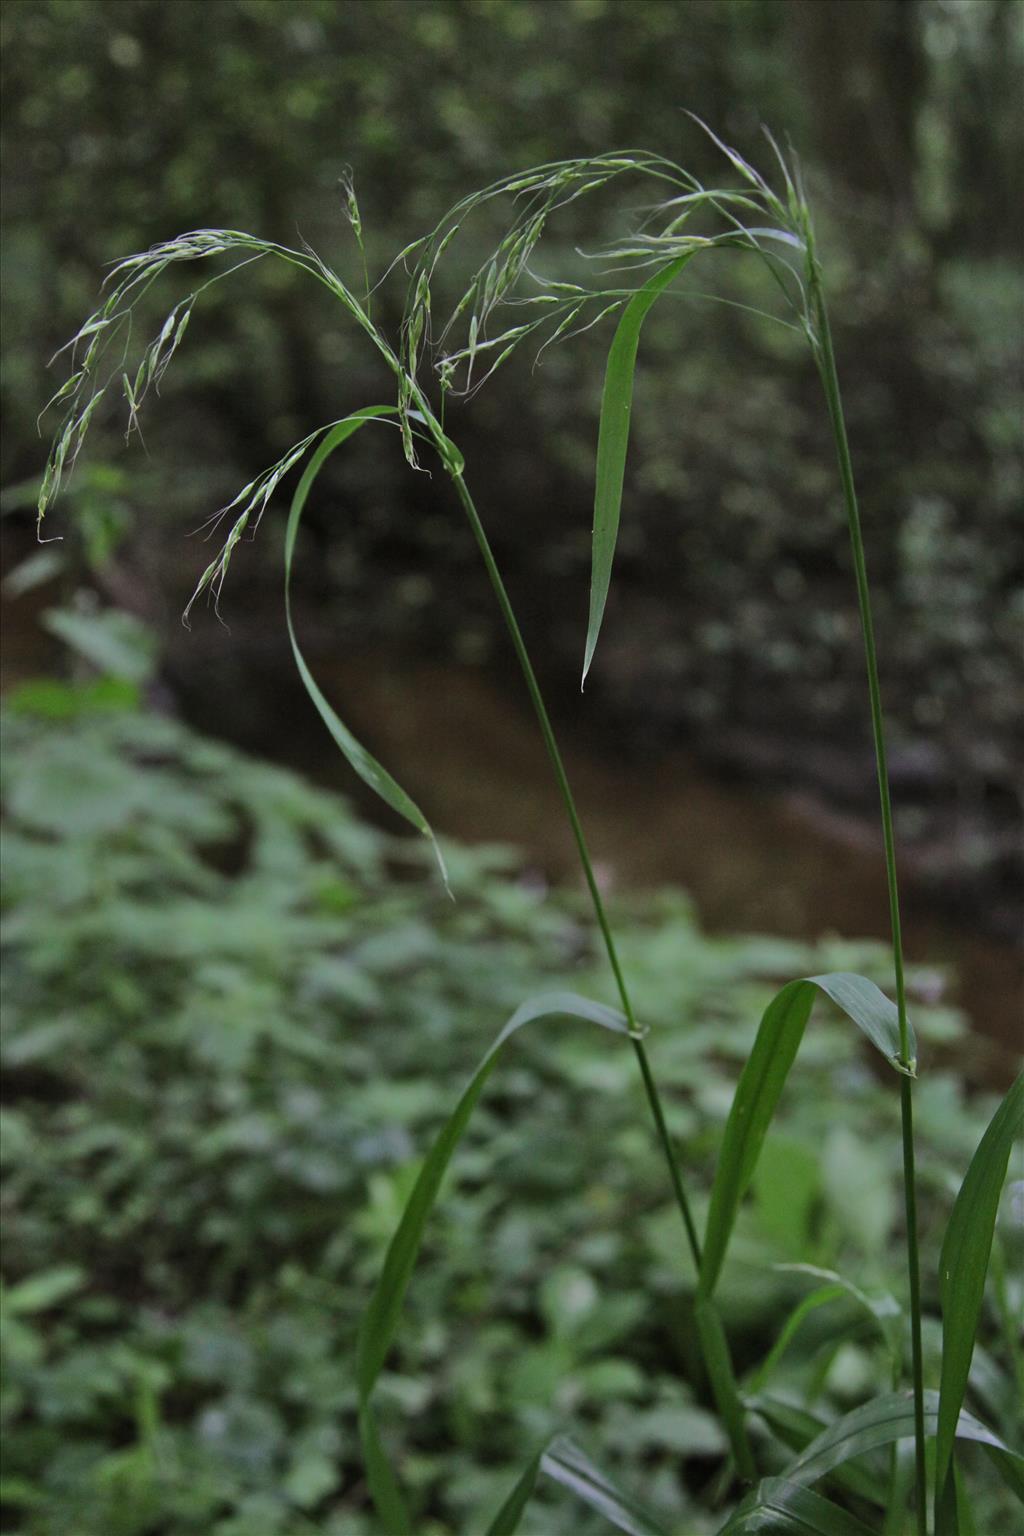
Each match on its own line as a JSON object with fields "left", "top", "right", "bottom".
{"left": 40, "top": 127, "right": 1022, "bottom": 1535}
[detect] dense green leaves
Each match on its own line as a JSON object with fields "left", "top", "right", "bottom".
{"left": 698, "top": 973, "right": 914, "bottom": 1302}
{"left": 935, "top": 1072, "right": 1024, "bottom": 1531}
{"left": 3, "top": 681, "right": 1020, "bottom": 1533}
{"left": 583, "top": 252, "right": 696, "bottom": 684}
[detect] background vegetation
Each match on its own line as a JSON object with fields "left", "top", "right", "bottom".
{"left": 2, "top": 645, "right": 1019, "bottom": 1533}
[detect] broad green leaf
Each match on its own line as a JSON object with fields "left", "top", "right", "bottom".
{"left": 541, "top": 1436, "right": 672, "bottom": 1536}
{"left": 284, "top": 408, "right": 449, "bottom": 887}
{"left": 781, "top": 1389, "right": 1024, "bottom": 1494}
{"left": 356, "top": 992, "right": 632, "bottom": 1533}
{"left": 721, "top": 1476, "right": 877, "bottom": 1535}
{"left": 935, "top": 1071, "right": 1024, "bottom": 1530}
{"left": 583, "top": 252, "right": 696, "bottom": 684}
{"left": 698, "top": 973, "right": 913, "bottom": 1301}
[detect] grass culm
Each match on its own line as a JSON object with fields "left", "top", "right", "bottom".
{"left": 40, "top": 125, "right": 1024, "bottom": 1535}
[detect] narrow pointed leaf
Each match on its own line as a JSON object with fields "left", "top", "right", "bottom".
{"left": 541, "top": 1437, "right": 671, "bottom": 1536}
{"left": 746, "top": 1283, "right": 847, "bottom": 1395}
{"left": 935, "top": 1071, "right": 1024, "bottom": 1528}
{"left": 583, "top": 251, "right": 696, "bottom": 684}
{"left": 721, "top": 1476, "right": 877, "bottom": 1535}
{"left": 284, "top": 407, "right": 449, "bottom": 886}
{"left": 485, "top": 1445, "right": 544, "bottom": 1536}
{"left": 356, "top": 993, "right": 631, "bottom": 1528}
{"left": 358, "top": 1400, "right": 411, "bottom": 1535}
{"left": 698, "top": 973, "right": 914, "bottom": 1301}
{"left": 774, "top": 1264, "right": 902, "bottom": 1365}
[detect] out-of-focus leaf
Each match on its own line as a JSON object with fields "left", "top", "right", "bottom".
{"left": 41, "top": 604, "right": 156, "bottom": 683}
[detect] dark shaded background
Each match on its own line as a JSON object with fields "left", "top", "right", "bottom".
{"left": 3, "top": 0, "right": 1022, "bottom": 941}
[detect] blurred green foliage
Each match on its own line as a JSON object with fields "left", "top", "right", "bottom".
{"left": 2, "top": 646, "right": 1020, "bottom": 1533}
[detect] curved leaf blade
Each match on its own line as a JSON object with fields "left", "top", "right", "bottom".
{"left": 935, "top": 1071, "right": 1024, "bottom": 1527}
{"left": 751, "top": 1396, "right": 884, "bottom": 1507}
{"left": 356, "top": 993, "right": 631, "bottom": 1531}
{"left": 773, "top": 1264, "right": 902, "bottom": 1367}
{"left": 807, "top": 972, "right": 914, "bottom": 1075}
{"left": 698, "top": 973, "right": 914, "bottom": 1301}
{"left": 721, "top": 1476, "right": 878, "bottom": 1535}
{"left": 283, "top": 407, "right": 450, "bottom": 886}
{"left": 541, "top": 1437, "right": 672, "bottom": 1536}
{"left": 746, "top": 1283, "right": 848, "bottom": 1396}
{"left": 583, "top": 252, "right": 696, "bottom": 685}
{"left": 779, "top": 1390, "right": 1024, "bottom": 1493}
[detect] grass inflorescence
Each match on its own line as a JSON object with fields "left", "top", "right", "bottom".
{"left": 39, "top": 125, "right": 1023, "bottom": 1536}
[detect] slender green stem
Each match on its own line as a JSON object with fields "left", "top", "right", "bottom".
{"left": 809, "top": 257, "right": 927, "bottom": 1535}
{"left": 447, "top": 467, "right": 755, "bottom": 1480}
{"left": 447, "top": 473, "right": 699, "bottom": 1253}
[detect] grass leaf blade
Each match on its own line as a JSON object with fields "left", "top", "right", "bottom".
{"left": 540, "top": 1437, "right": 672, "bottom": 1536}
{"left": 698, "top": 979, "right": 813, "bottom": 1300}
{"left": 722, "top": 1476, "right": 878, "bottom": 1535}
{"left": 283, "top": 408, "right": 449, "bottom": 886}
{"left": 484, "top": 1446, "right": 544, "bottom": 1536}
{"left": 694, "top": 1299, "right": 755, "bottom": 1482}
{"left": 699, "top": 974, "right": 915, "bottom": 1301}
{"left": 583, "top": 252, "right": 695, "bottom": 685}
{"left": 356, "top": 993, "right": 630, "bottom": 1527}
{"left": 780, "top": 1390, "right": 1024, "bottom": 1492}
{"left": 935, "top": 1071, "right": 1024, "bottom": 1528}
{"left": 746, "top": 1283, "right": 847, "bottom": 1395}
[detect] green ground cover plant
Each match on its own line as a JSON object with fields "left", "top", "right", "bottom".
{"left": 2, "top": 657, "right": 1020, "bottom": 1535}
{"left": 30, "top": 129, "right": 1023, "bottom": 1532}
